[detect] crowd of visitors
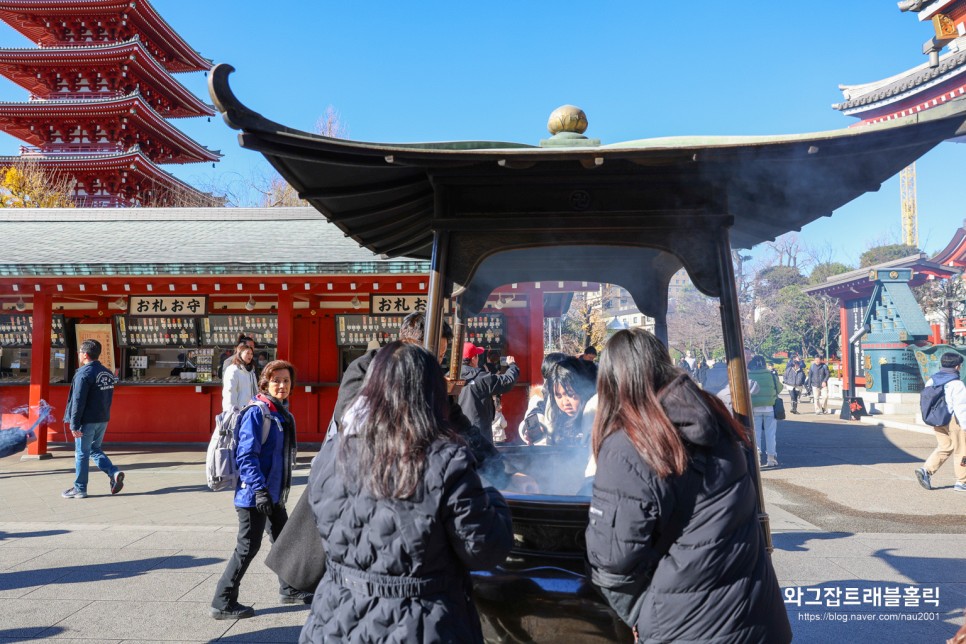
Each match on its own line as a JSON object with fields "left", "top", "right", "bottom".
{"left": 196, "top": 319, "right": 796, "bottom": 642}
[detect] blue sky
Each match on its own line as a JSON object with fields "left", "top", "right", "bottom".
{"left": 0, "top": 1, "right": 963, "bottom": 269}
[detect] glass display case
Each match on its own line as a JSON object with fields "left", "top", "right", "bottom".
{"left": 463, "top": 313, "right": 506, "bottom": 349}
{"left": 0, "top": 314, "right": 66, "bottom": 348}
{"left": 335, "top": 314, "right": 407, "bottom": 348}
{"left": 201, "top": 315, "right": 277, "bottom": 347}
{"left": 119, "top": 346, "right": 204, "bottom": 383}
{"left": 116, "top": 316, "right": 198, "bottom": 347}
{"left": 0, "top": 315, "right": 68, "bottom": 383}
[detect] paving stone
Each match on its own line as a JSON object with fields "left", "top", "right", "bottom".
{"left": 123, "top": 530, "right": 236, "bottom": 551}
{"left": 215, "top": 603, "right": 309, "bottom": 642}
{"left": 7, "top": 548, "right": 186, "bottom": 575}
{"left": 0, "top": 529, "right": 154, "bottom": 550}
{"left": 0, "top": 598, "right": 91, "bottom": 639}
{"left": 0, "top": 566, "right": 73, "bottom": 599}
{"left": 772, "top": 532, "right": 877, "bottom": 557}
{"left": 770, "top": 550, "right": 857, "bottom": 584}
{"left": 24, "top": 570, "right": 211, "bottom": 602}
{"left": 50, "top": 600, "right": 233, "bottom": 641}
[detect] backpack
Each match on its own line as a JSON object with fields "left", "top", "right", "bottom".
{"left": 206, "top": 400, "right": 272, "bottom": 491}
{"left": 920, "top": 373, "right": 958, "bottom": 428}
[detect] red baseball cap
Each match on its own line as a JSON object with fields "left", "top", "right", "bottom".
{"left": 463, "top": 342, "right": 485, "bottom": 360}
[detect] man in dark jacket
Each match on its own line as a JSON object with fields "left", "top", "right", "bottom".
{"left": 808, "top": 356, "right": 831, "bottom": 415}
{"left": 458, "top": 342, "right": 520, "bottom": 445}
{"left": 783, "top": 359, "right": 806, "bottom": 414}
{"left": 62, "top": 339, "right": 124, "bottom": 499}
{"left": 333, "top": 312, "right": 453, "bottom": 426}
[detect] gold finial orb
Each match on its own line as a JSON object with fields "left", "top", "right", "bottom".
{"left": 548, "top": 105, "right": 588, "bottom": 135}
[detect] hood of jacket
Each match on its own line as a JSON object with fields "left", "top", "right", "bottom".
{"left": 460, "top": 364, "right": 487, "bottom": 381}
{"left": 658, "top": 374, "right": 721, "bottom": 448}
{"left": 931, "top": 367, "right": 961, "bottom": 387}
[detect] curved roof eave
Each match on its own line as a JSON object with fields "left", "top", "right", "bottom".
{"left": 207, "top": 63, "right": 966, "bottom": 281}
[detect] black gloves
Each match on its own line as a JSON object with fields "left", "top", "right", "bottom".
{"left": 255, "top": 489, "right": 274, "bottom": 516}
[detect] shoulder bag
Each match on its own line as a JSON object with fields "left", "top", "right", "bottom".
{"left": 772, "top": 373, "right": 786, "bottom": 420}
{"left": 264, "top": 420, "right": 335, "bottom": 592}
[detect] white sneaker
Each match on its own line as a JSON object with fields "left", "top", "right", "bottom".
{"left": 766, "top": 455, "right": 779, "bottom": 468}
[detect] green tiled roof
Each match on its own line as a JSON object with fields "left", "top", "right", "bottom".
{"left": 0, "top": 207, "right": 430, "bottom": 277}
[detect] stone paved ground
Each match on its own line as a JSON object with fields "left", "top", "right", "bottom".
{"left": 0, "top": 404, "right": 963, "bottom": 642}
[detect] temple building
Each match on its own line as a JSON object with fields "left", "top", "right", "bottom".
{"left": 835, "top": 1, "right": 966, "bottom": 126}
{"left": 0, "top": 0, "right": 218, "bottom": 206}
{"left": 820, "top": 1, "right": 966, "bottom": 389}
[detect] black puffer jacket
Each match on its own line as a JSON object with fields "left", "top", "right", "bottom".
{"left": 586, "top": 376, "right": 791, "bottom": 644}
{"left": 300, "top": 431, "right": 514, "bottom": 643}
{"left": 458, "top": 363, "right": 520, "bottom": 444}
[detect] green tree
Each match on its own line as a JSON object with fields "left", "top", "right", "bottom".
{"left": 808, "top": 261, "right": 853, "bottom": 285}
{"left": 859, "top": 244, "right": 919, "bottom": 268}
{"left": 754, "top": 265, "right": 806, "bottom": 300}
{"left": 771, "top": 285, "right": 825, "bottom": 357}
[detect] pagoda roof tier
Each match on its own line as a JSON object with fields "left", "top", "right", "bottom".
{"left": 0, "top": 93, "right": 220, "bottom": 164}
{"left": 0, "top": 0, "right": 209, "bottom": 73}
{"left": 833, "top": 48, "right": 966, "bottom": 123}
{"left": 0, "top": 39, "right": 214, "bottom": 118}
{"left": 0, "top": 148, "right": 213, "bottom": 206}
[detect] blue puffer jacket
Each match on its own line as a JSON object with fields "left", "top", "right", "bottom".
{"left": 0, "top": 429, "right": 29, "bottom": 458}
{"left": 64, "top": 361, "right": 116, "bottom": 429}
{"left": 234, "top": 393, "right": 296, "bottom": 508}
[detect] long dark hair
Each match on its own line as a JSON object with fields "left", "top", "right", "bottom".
{"left": 545, "top": 357, "right": 596, "bottom": 441}
{"left": 593, "top": 329, "right": 688, "bottom": 478}
{"left": 340, "top": 341, "right": 454, "bottom": 499}
{"left": 594, "top": 330, "right": 750, "bottom": 478}
{"left": 231, "top": 342, "right": 253, "bottom": 370}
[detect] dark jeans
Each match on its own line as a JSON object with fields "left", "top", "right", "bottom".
{"left": 212, "top": 504, "right": 299, "bottom": 609}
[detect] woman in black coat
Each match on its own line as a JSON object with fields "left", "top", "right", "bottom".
{"left": 300, "top": 341, "right": 513, "bottom": 643}
{"left": 586, "top": 329, "right": 791, "bottom": 644}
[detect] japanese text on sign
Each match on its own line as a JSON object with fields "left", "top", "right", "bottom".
{"left": 370, "top": 294, "right": 427, "bottom": 316}
{"left": 129, "top": 296, "right": 207, "bottom": 316}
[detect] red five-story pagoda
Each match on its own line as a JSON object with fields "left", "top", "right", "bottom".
{"left": 0, "top": 0, "right": 219, "bottom": 206}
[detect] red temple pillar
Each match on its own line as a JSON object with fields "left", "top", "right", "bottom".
{"left": 25, "top": 288, "right": 52, "bottom": 459}
{"left": 275, "top": 292, "right": 295, "bottom": 362}
{"left": 528, "top": 290, "right": 544, "bottom": 387}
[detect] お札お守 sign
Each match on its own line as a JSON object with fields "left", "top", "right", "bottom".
{"left": 128, "top": 296, "right": 207, "bottom": 316}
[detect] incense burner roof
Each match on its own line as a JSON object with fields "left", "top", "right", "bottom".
{"left": 208, "top": 63, "right": 966, "bottom": 313}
